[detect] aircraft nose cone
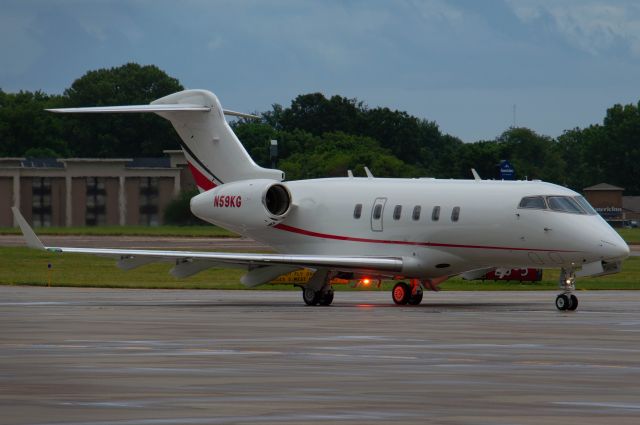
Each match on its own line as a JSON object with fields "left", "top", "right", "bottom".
{"left": 600, "top": 240, "right": 630, "bottom": 261}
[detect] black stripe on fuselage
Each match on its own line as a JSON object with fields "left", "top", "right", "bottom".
{"left": 178, "top": 140, "right": 225, "bottom": 185}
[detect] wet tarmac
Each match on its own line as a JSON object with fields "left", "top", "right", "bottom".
{"left": 1, "top": 287, "right": 640, "bottom": 424}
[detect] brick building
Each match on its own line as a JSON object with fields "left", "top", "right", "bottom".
{"left": 583, "top": 182, "right": 640, "bottom": 224}
{"left": 0, "top": 150, "right": 195, "bottom": 227}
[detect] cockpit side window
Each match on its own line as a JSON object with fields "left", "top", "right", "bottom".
{"left": 547, "top": 196, "right": 586, "bottom": 214}
{"left": 575, "top": 196, "right": 598, "bottom": 215}
{"left": 519, "top": 196, "right": 547, "bottom": 210}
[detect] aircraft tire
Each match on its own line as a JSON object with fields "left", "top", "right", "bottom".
{"left": 392, "top": 282, "right": 411, "bottom": 305}
{"left": 555, "top": 294, "right": 569, "bottom": 311}
{"left": 303, "top": 287, "right": 321, "bottom": 306}
{"left": 318, "top": 290, "right": 334, "bottom": 306}
{"left": 408, "top": 289, "right": 424, "bottom": 305}
{"left": 568, "top": 294, "right": 578, "bottom": 311}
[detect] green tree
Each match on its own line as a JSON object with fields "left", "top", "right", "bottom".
{"left": 163, "top": 190, "right": 206, "bottom": 225}
{"left": 600, "top": 102, "right": 640, "bottom": 193}
{"left": 279, "top": 132, "right": 422, "bottom": 180}
{"left": 496, "top": 127, "right": 566, "bottom": 183}
{"left": 61, "top": 63, "right": 184, "bottom": 157}
{"left": 0, "top": 90, "right": 68, "bottom": 157}
{"left": 279, "top": 93, "right": 365, "bottom": 136}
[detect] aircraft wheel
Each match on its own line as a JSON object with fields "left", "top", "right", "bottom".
{"left": 318, "top": 290, "right": 334, "bottom": 306}
{"left": 555, "top": 294, "right": 569, "bottom": 311}
{"left": 408, "top": 289, "right": 424, "bottom": 305}
{"left": 303, "top": 287, "right": 321, "bottom": 306}
{"left": 568, "top": 294, "right": 578, "bottom": 311}
{"left": 392, "top": 282, "right": 411, "bottom": 305}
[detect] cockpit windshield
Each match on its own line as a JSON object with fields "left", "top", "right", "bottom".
{"left": 519, "top": 196, "right": 547, "bottom": 209}
{"left": 547, "top": 196, "right": 584, "bottom": 214}
{"left": 574, "top": 196, "right": 598, "bottom": 215}
{"left": 518, "top": 195, "right": 598, "bottom": 215}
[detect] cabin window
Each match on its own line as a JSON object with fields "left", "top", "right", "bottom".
{"left": 373, "top": 204, "right": 383, "bottom": 219}
{"left": 393, "top": 205, "right": 402, "bottom": 220}
{"left": 412, "top": 205, "right": 421, "bottom": 221}
{"left": 432, "top": 206, "right": 440, "bottom": 221}
{"left": 451, "top": 206, "right": 460, "bottom": 222}
{"left": 547, "top": 196, "right": 585, "bottom": 214}
{"left": 353, "top": 203, "right": 362, "bottom": 219}
{"left": 519, "top": 196, "right": 547, "bottom": 210}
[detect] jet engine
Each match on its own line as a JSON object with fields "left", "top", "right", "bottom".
{"left": 190, "top": 179, "right": 292, "bottom": 231}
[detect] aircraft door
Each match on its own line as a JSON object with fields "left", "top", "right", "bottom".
{"left": 371, "top": 197, "right": 387, "bottom": 232}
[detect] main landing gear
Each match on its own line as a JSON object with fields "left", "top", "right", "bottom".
{"left": 301, "top": 269, "right": 334, "bottom": 306}
{"left": 392, "top": 280, "right": 423, "bottom": 305}
{"left": 556, "top": 268, "right": 578, "bottom": 311}
{"left": 302, "top": 286, "right": 334, "bottom": 306}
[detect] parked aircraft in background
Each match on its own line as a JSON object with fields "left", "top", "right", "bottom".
{"left": 13, "top": 89, "right": 631, "bottom": 310}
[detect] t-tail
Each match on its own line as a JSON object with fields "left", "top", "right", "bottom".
{"left": 48, "top": 89, "right": 284, "bottom": 191}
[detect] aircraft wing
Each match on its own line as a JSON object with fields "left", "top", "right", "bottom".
{"left": 11, "top": 208, "right": 403, "bottom": 284}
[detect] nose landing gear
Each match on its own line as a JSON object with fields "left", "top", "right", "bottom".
{"left": 556, "top": 268, "right": 578, "bottom": 311}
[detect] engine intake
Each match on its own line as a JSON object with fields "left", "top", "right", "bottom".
{"left": 264, "top": 184, "right": 291, "bottom": 217}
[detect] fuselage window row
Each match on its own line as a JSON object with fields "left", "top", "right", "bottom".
{"left": 353, "top": 203, "right": 461, "bottom": 223}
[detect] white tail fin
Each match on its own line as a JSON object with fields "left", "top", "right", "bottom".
{"left": 48, "top": 89, "right": 284, "bottom": 191}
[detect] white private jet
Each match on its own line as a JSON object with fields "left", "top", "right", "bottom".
{"left": 13, "top": 89, "right": 631, "bottom": 310}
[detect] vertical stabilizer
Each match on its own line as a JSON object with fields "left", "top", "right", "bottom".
{"left": 151, "top": 90, "right": 283, "bottom": 191}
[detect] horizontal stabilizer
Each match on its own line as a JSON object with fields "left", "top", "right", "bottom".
{"left": 46, "top": 104, "right": 260, "bottom": 119}
{"left": 46, "top": 104, "right": 210, "bottom": 113}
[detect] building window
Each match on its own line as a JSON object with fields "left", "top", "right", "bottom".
{"left": 412, "top": 205, "right": 421, "bottom": 221}
{"left": 140, "top": 177, "right": 159, "bottom": 226}
{"left": 86, "top": 177, "right": 106, "bottom": 226}
{"left": 353, "top": 203, "right": 362, "bottom": 219}
{"left": 432, "top": 206, "right": 440, "bottom": 221}
{"left": 393, "top": 205, "right": 402, "bottom": 220}
{"left": 451, "top": 206, "right": 460, "bottom": 222}
{"left": 32, "top": 178, "right": 52, "bottom": 227}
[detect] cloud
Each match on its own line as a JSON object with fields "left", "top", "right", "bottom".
{"left": 0, "top": 10, "right": 43, "bottom": 77}
{"left": 506, "top": 0, "right": 640, "bottom": 57}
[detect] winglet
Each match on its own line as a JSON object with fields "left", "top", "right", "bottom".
{"left": 11, "top": 207, "right": 46, "bottom": 250}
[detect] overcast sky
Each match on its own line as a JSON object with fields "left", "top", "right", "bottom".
{"left": 2, "top": 0, "right": 640, "bottom": 142}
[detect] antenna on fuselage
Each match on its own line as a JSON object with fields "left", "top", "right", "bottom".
{"left": 471, "top": 168, "right": 481, "bottom": 181}
{"left": 364, "top": 167, "right": 374, "bottom": 179}
{"left": 347, "top": 170, "right": 354, "bottom": 178}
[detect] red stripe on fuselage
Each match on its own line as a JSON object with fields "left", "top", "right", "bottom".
{"left": 273, "top": 223, "right": 578, "bottom": 253}
{"left": 188, "top": 162, "right": 217, "bottom": 191}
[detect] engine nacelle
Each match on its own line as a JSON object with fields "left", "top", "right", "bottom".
{"left": 190, "top": 179, "right": 292, "bottom": 231}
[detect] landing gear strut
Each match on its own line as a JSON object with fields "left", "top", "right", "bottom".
{"left": 392, "top": 280, "right": 423, "bottom": 305}
{"left": 556, "top": 268, "right": 578, "bottom": 311}
{"left": 301, "top": 269, "right": 334, "bottom": 306}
